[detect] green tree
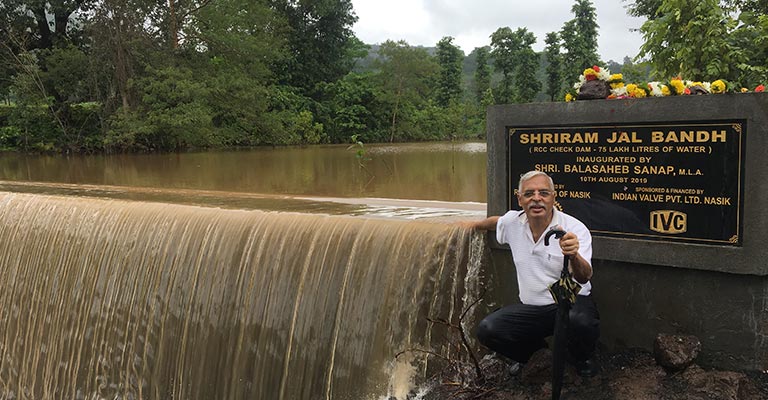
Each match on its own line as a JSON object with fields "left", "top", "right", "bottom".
{"left": 190, "top": 0, "right": 290, "bottom": 145}
{"left": 4, "top": 52, "right": 61, "bottom": 151}
{"left": 619, "top": 56, "right": 651, "bottom": 83}
{"left": 473, "top": 46, "right": 491, "bottom": 103}
{"left": 86, "top": 0, "right": 165, "bottom": 114}
{"left": 513, "top": 28, "right": 541, "bottom": 103}
{"left": 316, "top": 72, "right": 387, "bottom": 143}
{"left": 0, "top": 0, "right": 95, "bottom": 51}
{"left": 561, "top": 0, "right": 601, "bottom": 82}
{"left": 102, "top": 0, "right": 309, "bottom": 150}
{"left": 490, "top": 27, "right": 519, "bottom": 104}
{"left": 638, "top": 0, "right": 742, "bottom": 81}
{"left": 2, "top": 47, "right": 95, "bottom": 151}
{"left": 724, "top": 1, "right": 768, "bottom": 85}
{"left": 544, "top": 32, "right": 563, "bottom": 101}
{"left": 0, "top": 0, "right": 99, "bottom": 150}
{"left": 0, "top": 0, "right": 504, "bottom": 152}
{"left": 734, "top": 0, "right": 768, "bottom": 12}
{"left": 626, "top": 0, "right": 664, "bottom": 19}
{"left": 490, "top": 27, "right": 540, "bottom": 104}
{"left": 627, "top": 0, "right": 766, "bottom": 17}
{"left": 731, "top": 10, "right": 768, "bottom": 85}
{"left": 270, "top": 0, "right": 362, "bottom": 94}
{"left": 376, "top": 40, "right": 437, "bottom": 142}
{"left": 435, "top": 36, "right": 464, "bottom": 107}
{"left": 106, "top": 66, "right": 215, "bottom": 151}
{"left": 628, "top": 0, "right": 767, "bottom": 85}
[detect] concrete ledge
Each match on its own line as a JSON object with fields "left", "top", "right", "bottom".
{"left": 484, "top": 94, "right": 768, "bottom": 369}
{"left": 486, "top": 94, "right": 768, "bottom": 276}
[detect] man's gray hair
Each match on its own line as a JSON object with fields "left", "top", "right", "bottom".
{"left": 518, "top": 170, "right": 555, "bottom": 193}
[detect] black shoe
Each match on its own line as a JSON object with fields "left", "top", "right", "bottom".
{"left": 507, "top": 361, "right": 524, "bottom": 376}
{"left": 573, "top": 358, "right": 599, "bottom": 378}
{"left": 494, "top": 353, "right": 525, "bottom": 377}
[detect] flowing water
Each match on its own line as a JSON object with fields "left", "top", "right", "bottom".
{"left": 0, "top": 142, "right": 487, "bottom": 203}
{"left": 0, "top": 143, "right": 488, "bottom": 399}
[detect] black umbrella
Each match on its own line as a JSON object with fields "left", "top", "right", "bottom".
{"left": 544, "top": 229, "right": 582, "bottom": 400}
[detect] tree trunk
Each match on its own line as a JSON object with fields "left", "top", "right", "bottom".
{"left": 33, "top": 7, "right": 53, "bottom": 49}
{"left": 389, "top": 78, "right": 403, "bottom": 143}
{"left": 115, "top": 36, "right": 131, "bottom": 111}
{"left": 169, "top": 0, "right": 179, "bottom": 49}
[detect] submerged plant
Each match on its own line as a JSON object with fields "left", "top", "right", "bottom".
{"left": 347, "top": 134, "right": 371, "bottom": 167}
{"left": 347, "top": 134, "right": 375, "bottom": 190}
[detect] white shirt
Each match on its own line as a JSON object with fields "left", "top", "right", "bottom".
{"left": 496, "top": 208, "right": 593, "bottom": 305}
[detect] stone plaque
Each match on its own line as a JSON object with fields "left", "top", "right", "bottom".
{"left": 508, "top": 121, "right": 745, "bottom": 246}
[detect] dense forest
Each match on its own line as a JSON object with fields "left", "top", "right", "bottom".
{"left": 0, "top": 0, "right": 766, "bottom": 153}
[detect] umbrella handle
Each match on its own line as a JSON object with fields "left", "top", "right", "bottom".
{"left": 544, "top": 229, "right": 571, "bottom": 276}
{"left": 544, "top": 229, "right": 566, "bottom": 246}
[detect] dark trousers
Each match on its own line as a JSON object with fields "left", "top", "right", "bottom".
{"left": 475, "top": 295, "right": 600, "bottom": 363}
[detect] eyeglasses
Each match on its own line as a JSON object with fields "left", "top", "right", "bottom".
{"left": 520, "top": 189, "right": 553, "bottom": 199}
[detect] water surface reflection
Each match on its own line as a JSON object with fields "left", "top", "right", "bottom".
{"left": 0, "top": 142, "right": 487, "bottom": 203}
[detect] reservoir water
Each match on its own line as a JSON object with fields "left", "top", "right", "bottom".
{"left": 0, "top": 142, "right": 488, "bottom": 399}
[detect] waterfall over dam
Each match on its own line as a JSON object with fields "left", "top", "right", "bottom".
{"left": 0, "top": 191, "right": 481, "bottom": 400}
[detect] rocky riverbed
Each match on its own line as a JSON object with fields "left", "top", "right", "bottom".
{"left": 416, "top": 346, "right": 768, "bottom": 400}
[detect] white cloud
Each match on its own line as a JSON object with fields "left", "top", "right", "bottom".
{"left": 351, "top": 0, "right": 646, "bottom": 62}
{"left": 352, "top": 0, "right": 434, "bottom": 45}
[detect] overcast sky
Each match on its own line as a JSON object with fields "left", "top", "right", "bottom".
{"left": 350, "top": 0, "right": 647, "bottom": 63}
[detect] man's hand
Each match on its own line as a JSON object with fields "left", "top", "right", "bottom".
{"left": 559, "top": 232, "right": 580, "bottom": 256}
{"left": 556, "top": 231, "right": 592, "bottom": 283}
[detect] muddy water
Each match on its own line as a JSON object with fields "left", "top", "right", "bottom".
{"left": 0, "top": 142, "right": 489, "bottom": 399}
{"left": 0, "top": 142, "right": 487, "bottom": 203}
{"left": 0, "top": 192, "right": 484, "bottom": 399}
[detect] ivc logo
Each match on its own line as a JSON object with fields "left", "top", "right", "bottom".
{"left": 650, "top": 210, "right": 687, "bottom": 234}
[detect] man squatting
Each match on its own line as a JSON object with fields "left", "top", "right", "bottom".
{"left": 465, "top": 170, "right": 600, "bottom": 376}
